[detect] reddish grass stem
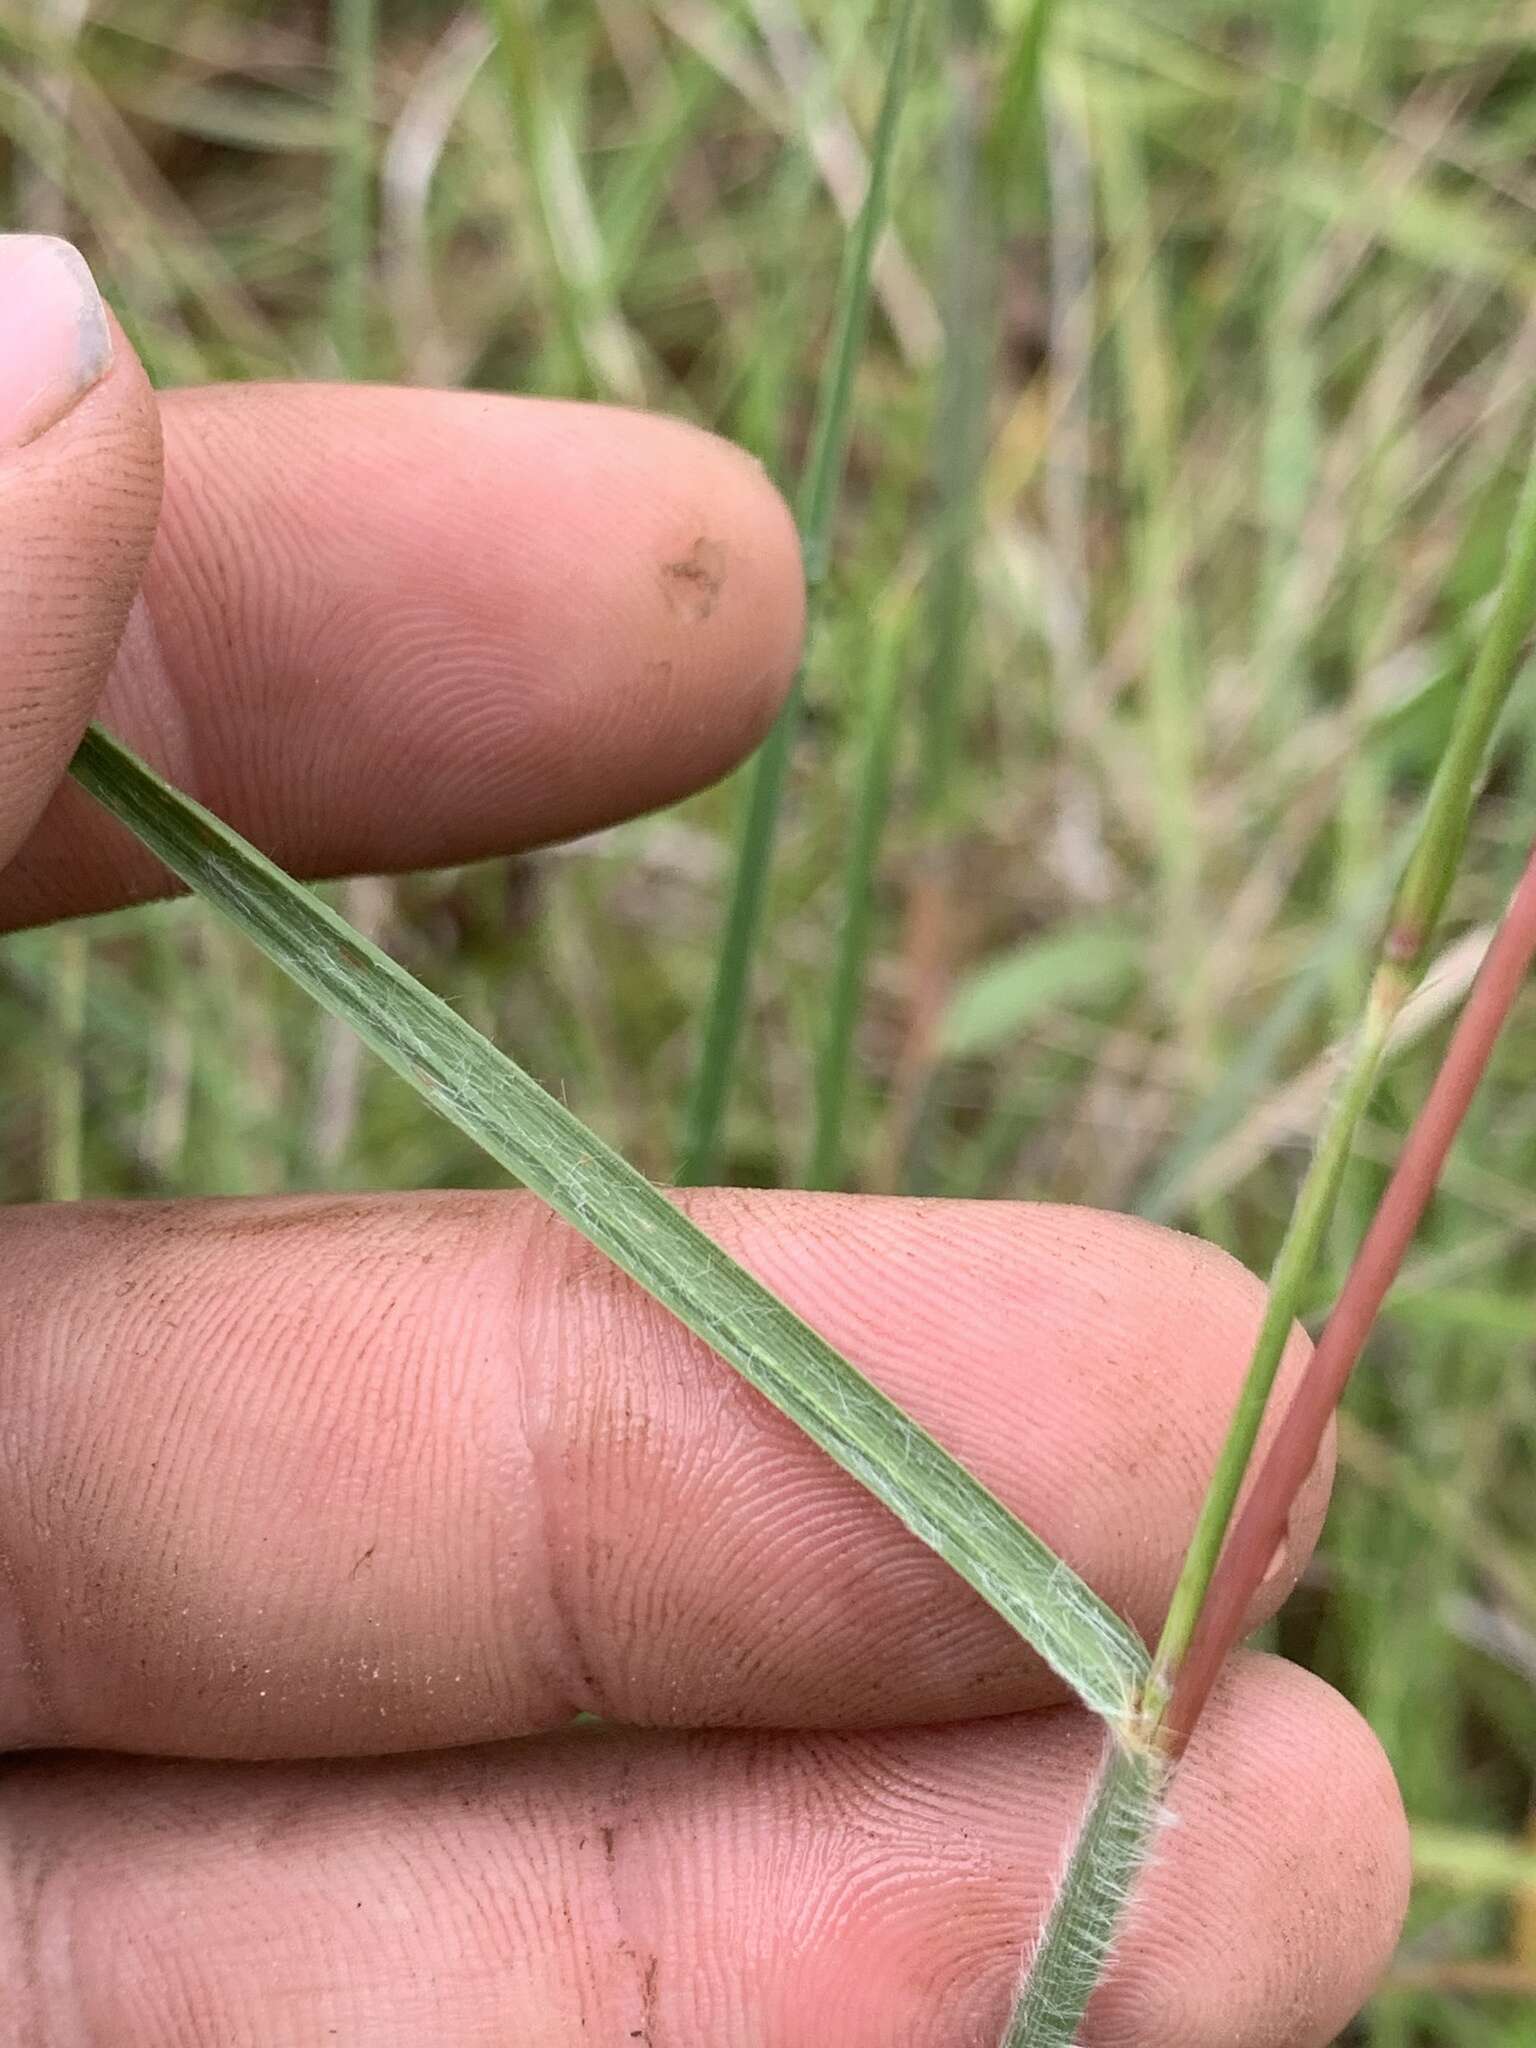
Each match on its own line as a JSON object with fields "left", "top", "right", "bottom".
{"left": 1165, "top": 837, "right": 1536, "bottom": 1751}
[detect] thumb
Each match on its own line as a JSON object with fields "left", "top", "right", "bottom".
{"left": 0, "top": 234, "right": 162, "bottom": 869}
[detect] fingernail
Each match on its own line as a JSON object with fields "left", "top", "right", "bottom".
{"left": 0, "top": 234, "right": 113, "bottom": 451}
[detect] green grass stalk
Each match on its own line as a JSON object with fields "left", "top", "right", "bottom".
{"left": 917, "top": 0, "right": 992, "bottom": 826}
{"left": 1013, "top": 434, "right": 1536, "bottom": 2032}
{"left": 43, "top": 928, "right": 87, "bottom": 1202}
{"left": 895, "top": 1, "right": 1056, "bottom": 1196}
{"left": 1142, "top": 995, "right": 1394, "bottom": 1718}
{"left": 1253, "top": 7, "right": 1319, "bottom": 748}
{"left": 1001, "top": 1735, "right": 1168, "bottom": 2048}
{"left": 1385, "top": 457, "right": 1536, "bottom": 977}
{"left": 1166, "top": 833, "right": 1536, "bottom": 1745}
{"left": 808, "top": 607, "right": 906, "bottom": 1188}
{"left": 985, "top": 0, "right": 1059, "bottom": 205}
{"left": 1096, "top": 113, "right": 1201, "bottom": 991}
{"left": 678, "top": 0, "right": 922, "bottom": 1186}
{"left": 1146, "top": 444, "right": 1536, "bottom": 1716}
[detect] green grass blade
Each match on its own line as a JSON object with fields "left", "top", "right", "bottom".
{"left": 789, "top": 0, "right": 921, "bottom": 591}
{"left": 986, "top": 0, "right": 1059, "bottom": 212}
{"left": 917, "top": 0, "right": 1056, "bottom": 822}
{"left": 70, "top": 723, "right": 1148, "bottom": 1720}
{"left": 43, "top": 928, "right": 87, "bottom": 1202}
{"left": 678, "top": 0, "right": 922, "bottom": 1185}
{"left": 677, "top": 703, "right": 797, "bottom": 1186}
{"left": 941, "top": 924, "right": 1139, "bottom": 1060}
{"left": 1097, "top": 109, "right": 1203, "bottom": 1027}
{"left": 1002, "top": 1736, "right": 1168, "bottom": 2048}
{"left": 1412, "top": 1826, "right": 1536, "bottom": 1896}
{"left": 919, "top": 2, "right": 991, "bottom": 827}
{"left": 809, "top": 607, "right": 906, "bottom": 1189}
{"left": 597, "top": 60, "right": 719, "bottom": 297}
{"left": 481, "top": 0, "right": 645, "bottom": 401}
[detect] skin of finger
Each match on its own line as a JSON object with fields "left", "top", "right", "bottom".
{"left": 0, "top": 385, "right": 805, "bottom": 929}
{"left": 0, "top": 1190, "right": 1330, "bottom": 1756}
{"left": 0, "top": 1656, "right": 1408, "bottom": 2048}
{"left": 0, "top": 312, "right": 162, "bottom": 867}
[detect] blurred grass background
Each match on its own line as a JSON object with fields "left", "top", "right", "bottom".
{"left": 4, "top": 0, "right": 1536, "bottom": 2037}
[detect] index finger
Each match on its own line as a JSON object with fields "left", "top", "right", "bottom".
{"left": 0, "top": 383, "right": 804, "bottom": 928}
{"left": 0, "top": 1192, "right": 1330, "bottom": 1757}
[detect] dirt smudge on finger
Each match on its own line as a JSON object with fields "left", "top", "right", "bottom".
{"left": 660, "top": 537, "right": 727, "bottom": 622}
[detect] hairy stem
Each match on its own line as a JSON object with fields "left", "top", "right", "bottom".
{"left": 1001, "top": 1732, "right": 1168, "bottom": 2048}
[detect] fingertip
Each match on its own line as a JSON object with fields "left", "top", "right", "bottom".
{"left": 676, "top": 414, "right": 804, "bottom": 644}
{"left": 147, "top": 389, "right": 800, "bottom": 867}
{"left": 0, "top": 234, "right": 113, "bottom": 449}
{"left": 714, "top": 436, "right": 805, "bottom": 740}
{"left": 0, "top": 382, "right": 800, "bottom": 926}
{"left": 1120, "top": 1655, "right": 1409, "bottom": 2047}
{"left": 580, "top": 405, "right": 806, "bottom": 774}
{"left": 3, "top": 294, "right": 162, "bottom": 492}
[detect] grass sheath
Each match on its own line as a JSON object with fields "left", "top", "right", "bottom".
{"left": 1000, "top": 869, "right": 1536, "bottom": 2048}
{"left": 1000, "top": 1735, "right": 1167, "bottom": 2048}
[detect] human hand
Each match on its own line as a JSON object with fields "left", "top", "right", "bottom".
{"left": 0, "top": 234, "right": 1406, "bottom": 2045}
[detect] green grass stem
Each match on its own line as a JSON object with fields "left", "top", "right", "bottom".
{"left": 918, "top": 0, "right": 992, "bottom": 825}
{"left": 1144, "top": 996, "right": 1394, "bottom": 1712}
{"left": 43, "top": 928, "right": 87, "bottom": 1203}
{"left": 1386, "top": 455, "right": 1536, "bottom": 977}
{"left": 808, "top": 607, "right": 906, "bottom": 1188}
{"left": 678, "top": 0, "right": 921, "bottom": 1185}
{"left": 1149, "top": 433, "right": 1536, "bottom": 1712}
{"left": 1002, "top": 1735, "right": 1168, "bottom": 2048}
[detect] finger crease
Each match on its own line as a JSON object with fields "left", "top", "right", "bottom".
{"left": 512, "top": 1207, "right": 607, "bottom": 1723}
